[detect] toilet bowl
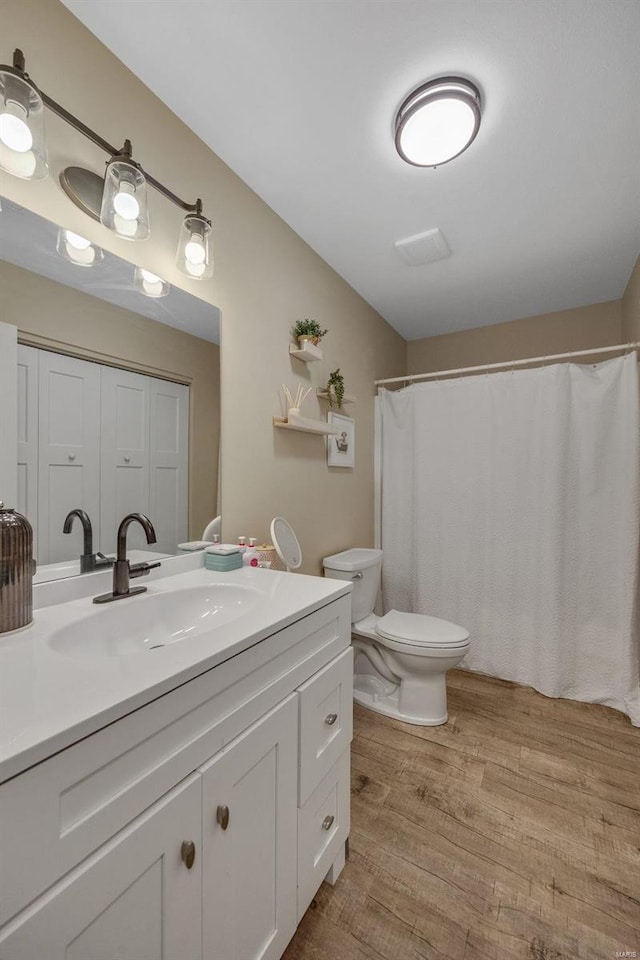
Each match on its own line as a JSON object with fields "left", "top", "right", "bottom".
{"left": 322, "top": 549, "right": 470, "bottom": 726}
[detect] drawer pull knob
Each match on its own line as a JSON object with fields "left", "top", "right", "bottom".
{"left": 181, "top": 840, "right": 196, "bottom": 869}
{"left": 322, "top": 815, "right": 335, "bottom": 831}
{"left": 325, "top": 713, "right": 338, "bottom": 725}
{"left": 217, "top": 804, "right": 230, "bottom": 830}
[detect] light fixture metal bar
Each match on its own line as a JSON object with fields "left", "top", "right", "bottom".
{"left": 6, "top": 45, "right": 201, "bottom": 215}
{"left": 41, "top": 90, "right": 119, "bottom": 160}
{"left": 41, "top": 89, "right": 200, "bottom": 213}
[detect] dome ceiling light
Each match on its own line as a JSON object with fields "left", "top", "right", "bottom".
{"left": 395, "top": 76, "right": 481, "bottom": 167}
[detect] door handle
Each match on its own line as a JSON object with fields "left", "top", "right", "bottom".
{"left": 325, "top": 713, "right": 338, "bottom": 725}
{"left": 216, "top": 805, "right": 230, "bottom": 830}
{"left": 322, "top": 815, "right": 335, "bottom": 831}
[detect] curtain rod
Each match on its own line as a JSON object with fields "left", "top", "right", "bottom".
{"left": 374, "top": 342, "right": 640, "bottom": 387}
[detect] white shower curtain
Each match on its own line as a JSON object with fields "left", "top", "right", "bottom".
{"left": 380, "top": 353, "right": 640, "bottom": 725}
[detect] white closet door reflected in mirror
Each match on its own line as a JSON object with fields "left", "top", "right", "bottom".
{"left": 17, "top": 345, "right": 188, "bottom": 566}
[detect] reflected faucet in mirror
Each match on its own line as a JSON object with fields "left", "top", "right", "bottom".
{"left": 93, "top": 513, "right": 161, "bottom": 604}
{"left": 62, "top": 509, "right": 114, "bottom": 574}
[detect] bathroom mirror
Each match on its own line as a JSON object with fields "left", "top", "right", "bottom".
{"left": 0, "top": 196, "right": 221, "bottom": 582}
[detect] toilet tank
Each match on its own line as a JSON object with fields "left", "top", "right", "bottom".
{"left": 323, "top": 548, "right": 383, "bottom": 623}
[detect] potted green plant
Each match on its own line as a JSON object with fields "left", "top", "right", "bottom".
{"left": 292, "top": 318, "right": 328, "bottom": 346}
{"left": 326, "top": 368, "right": 345, "bottom": 409}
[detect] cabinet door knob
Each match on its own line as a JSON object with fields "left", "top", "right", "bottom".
{"left": 181, "top": 840, "right": 196, "bottom": 869}
{"left": 68, "top": 453, "right": 76, "bottom": 461}
{"left": 322, "top": 815, "right": 335, "bottom": 831}
{"left": 325, "top": 713, "right": 338, "bottom": 725}
{"left": 217, "top": 805, "right": 230, "bottom": 830}
{"left": 124, "top": 455, "right": 131, "bottom": 463}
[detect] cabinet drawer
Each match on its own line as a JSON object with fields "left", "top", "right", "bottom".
{"left": 297, "top": 749, "right": 350, "bottom": 921}
{"left": 297, "top": 647, "right": 353, "bottom": 805}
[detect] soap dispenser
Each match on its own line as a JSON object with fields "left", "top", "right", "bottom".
{"left": 0, "top": 501, "right": 35, "bottom": 633}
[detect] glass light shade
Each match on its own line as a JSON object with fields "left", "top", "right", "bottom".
{"left": 395, "top": 77, "right": 481, "bottom": 167}
{"left": 101, "top": 158, "right": 150, "bottom": 240}
{"left": 176, "top": 214, "right": 213, "bottom": 279}
{"left": 56, "top": 227, "right": 104, "bottom": 267}
{"left": 134, "top": 265, "right": 170, "bottom": 298}
{"left": 0, "top": 68, "right": 48, "bottom": 180}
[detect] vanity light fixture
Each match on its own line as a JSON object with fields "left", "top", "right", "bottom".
{"left": 176, "top": 201, "right": 213, "bottom": 279}
{"left": 0, "top": 48, "right": 47, "bottom": 180}
{"left": 0, "top": 48, "right": 213, "bottom": 278}
{"left": 134, "top": 265, "right": 170, "bottom": 298}
{"left": 394, "top": 76, "right": 481, "bottom": 167}
{"left": 101, "top": 141, "right": 150, "bottom": 241}
{"left": 56, "top": 227, "right": 104, "bottom": 267}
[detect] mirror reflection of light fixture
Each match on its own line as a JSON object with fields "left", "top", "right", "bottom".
{"left": 176, "top": 203, "right": 213, "bottom": 279}
{"left": 395, "top": 76, "right": 481, "bottom": 167}
{"left": 134, "top": 265, "right": 170, "bottom": 298}
{"left": 0, "top": 48, "right": 214, "bottom": 279}
{"left": 0, "top": 49, "right": 48, "bottom": 180}
{"left": 56, "top": 227, "right": 104, "bottom": 267}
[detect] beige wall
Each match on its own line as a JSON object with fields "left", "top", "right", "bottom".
{"left": 0, "top": 260, "right": 220, "bottom": 540}
{"left": 622, "top": 256, "right": 640, "bottom": 343}
{"left": 1, "top": 0, "right": 406, "bottom": 573}
{"left": 407, "top": 300, "right": 623, "bottom": 375}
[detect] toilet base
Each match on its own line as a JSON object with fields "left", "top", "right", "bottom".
{"left": 353, "top": 674, "right": 448, "bottom": 726}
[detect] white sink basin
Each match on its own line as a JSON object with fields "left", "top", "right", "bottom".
{"left": 49, "top": 584, "right": 262, "bottom": 658}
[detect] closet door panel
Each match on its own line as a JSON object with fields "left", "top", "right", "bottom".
{"left": 16, "top": 346, "right": 38, "bottom": 549}
{"left": 100, "top": 367, "right": 150, "bottom": 555}
{"left": 150, "top": 379, "right": 188, "bottom": 553}
{"left": 37, "top": 352, "right": 101, "bottom": 565}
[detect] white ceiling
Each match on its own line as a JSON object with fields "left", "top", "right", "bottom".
{"left": 62, "top": 0, "right": 640, "bottom": 340}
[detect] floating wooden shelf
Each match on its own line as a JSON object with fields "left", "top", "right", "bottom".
{"left": 316, "top": 389, "right": 356, "bottom": 405}
{"left": 273, "top": 414, "right": 340, "bottom": 436}
{"left": 289, "top": 341, "right": 323, "bottom": 363}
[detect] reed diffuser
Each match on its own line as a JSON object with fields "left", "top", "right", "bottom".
{"left": 282, "top": 382, "right": 313, "bottom": 419}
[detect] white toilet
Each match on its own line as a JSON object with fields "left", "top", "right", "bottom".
{"left": 323, "top": 548, "right": 470, "bottom": 726}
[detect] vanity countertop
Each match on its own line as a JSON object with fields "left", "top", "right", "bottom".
{"left": 0, "top": 562, "right": 351, "bottom": 783}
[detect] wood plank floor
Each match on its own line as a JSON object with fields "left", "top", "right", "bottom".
{"left": 284, "top": 670, "right": 640, "bottom": 960}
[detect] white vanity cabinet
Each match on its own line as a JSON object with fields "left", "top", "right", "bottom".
{"left": 0, "top": 775, "right": 203, "bottom": 960}
{"left": 0, "top": 591, "right": 353, "bottom": 960}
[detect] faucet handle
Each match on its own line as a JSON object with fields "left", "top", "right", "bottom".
{"left": 129, "top": 561, "right": 162, "bottom": 580}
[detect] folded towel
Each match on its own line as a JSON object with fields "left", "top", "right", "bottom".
{"left": 205, "top": 544, "right": 241, "bottom": 556}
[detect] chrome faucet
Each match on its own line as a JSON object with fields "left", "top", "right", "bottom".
{"left": 93, "top": 513, "right": 161, "bottom": 604}
{"left": 63, "top": 509, "right": 114, "bottom": 574}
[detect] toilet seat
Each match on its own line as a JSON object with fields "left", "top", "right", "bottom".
{"left": 375, "top": 609, "right": 470, "bottom": 649}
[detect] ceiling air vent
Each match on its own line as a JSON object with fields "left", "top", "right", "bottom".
{"left": 394, "top": 227, "right": 450, "bottom": 266}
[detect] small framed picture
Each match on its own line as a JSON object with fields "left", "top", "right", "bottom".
{"left": 327, "top": 412, "right": 355, "bottom": 468}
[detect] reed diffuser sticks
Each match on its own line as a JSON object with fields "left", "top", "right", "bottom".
{"left": 282, "top": 382, "right": 313, "bottom": 416}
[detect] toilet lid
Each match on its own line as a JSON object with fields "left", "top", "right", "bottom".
{"left": 376, "top": 610, "right": 470, "bottom": 647}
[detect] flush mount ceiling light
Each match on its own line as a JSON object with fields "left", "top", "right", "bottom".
{"left": 395, "top": 76, "right": 481, "bottom": 167}
{"left": 0, "top": 48, "right": 213, "bottom": 278}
